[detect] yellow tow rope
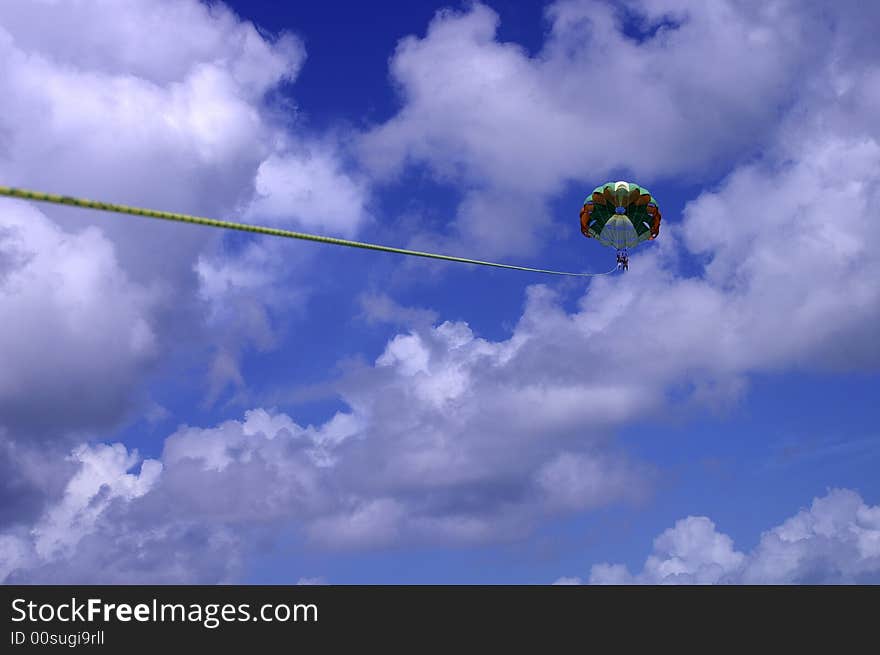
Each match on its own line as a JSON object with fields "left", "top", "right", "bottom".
{"left": 0, "top": 186, "right": 616, "bottom": 277}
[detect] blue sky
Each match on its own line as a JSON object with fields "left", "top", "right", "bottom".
{"left": 1, "top": 0, "right": 879, "bottom": 584}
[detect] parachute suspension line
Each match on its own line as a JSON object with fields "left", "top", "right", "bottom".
{"left": 0, "top": 186, "right": 618, "bottom": 278}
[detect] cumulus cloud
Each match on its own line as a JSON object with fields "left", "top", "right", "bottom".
{"left": 520, "top": 132, "right": 880, "bottom": 412}
{"left": 246, "top": 144, "right": 371, "bottom": 237}
{"left": 360, "top": 0, "right": 828, "bottom": 256}
{"left": 0, "top": 0, "right": 371, "bottom": 435}
{"left": 0, "top": 0, "right": 299, "bottom": 441}
{"left": 0, "top": 0, "right": 302, "bottom": 90}
{"left": 0, "top": 202, "right": 159, "bottom": 434}
{"left": 0, "top": 0, "right": 303, "bottom": 229}
{"left": 0, "top": 311, "right": 653, "bottom": 580}
{"left": 2, "top": 0, "right": 879, "bottom": 584}
{"left": 142, "top": 319, "right": 649, "bottom": 552}
{"left": 190, "top": 98, "right": 880, "bottom": 561}
{"left": 30, "top": 443, "right": 162, "bottom": 561}
{"left": 182, "top": 105, "right": 880, "bottom": 569}
{"left": 7, "top": 122, "right": 880, "bottom": 575}
{"left": 0, "top": 441, "right": 242, "bottom": 584}
{"left": 359, "top": 116, "right": 880, "bottom": 472}
{"left": 585, "top": 489, "right": 880, "bottom": 584}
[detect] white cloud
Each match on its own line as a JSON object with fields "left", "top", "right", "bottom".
{"left": 0, "top": 202, "right": 159, "bottom": 434}
{"left": 140, "top": 314, "right": 650, "bottom": 549}
{"left": 246, "top": 145, "right": 371, "bottom": 237}
{"left": 284, "top": 90, "right": 880, "bottom": 547}
{"left": 577, "top": 132, "right": 880, "bottom": 383}
{"left": 31, "top": 443, "right": 162, "bottom": 560}
{"left": 0, "top": 0, "right": 368, "bottom": 434}
{"left": 586, "top": 489, "right": 880, "bottom": 584}
{"left": 0, "top": 0, "right": 302, "bottom": 91}
{"left": 8, "top": 131, "right": 880, "bottom": 574}
{"left": 593, "top": 516, "right": 746, "bottom": 584}
{"left": 740, "top": 489, "right": 880, "bottom": 584}
{"left": 0, "top": 0, "right": 303, "bottom": 441}
{"left": 2, "top": 0, "right": 879, "bottom": 584}
{"left": 0, "top": 440, "right": 240, "bottom": 584}
{"left": 360, "top": 0, "right": 826, "bottom": 256}
{"left": 0, "top": 309, "right": 652, "bottom": 580}
{"left": 0, "top": 2, "right": 300, "bottom": 220}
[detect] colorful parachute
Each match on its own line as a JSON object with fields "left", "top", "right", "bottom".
{"left": 579, "top": 181, "right": 661, "bottom": 250}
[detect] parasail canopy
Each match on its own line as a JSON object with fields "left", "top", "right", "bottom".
{"left": 579, "top": 180, "right": 662, "bottom": 250}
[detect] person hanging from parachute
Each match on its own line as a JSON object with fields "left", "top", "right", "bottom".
{"left": 580, "top": 180, "right": 661, "bottom": 271}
